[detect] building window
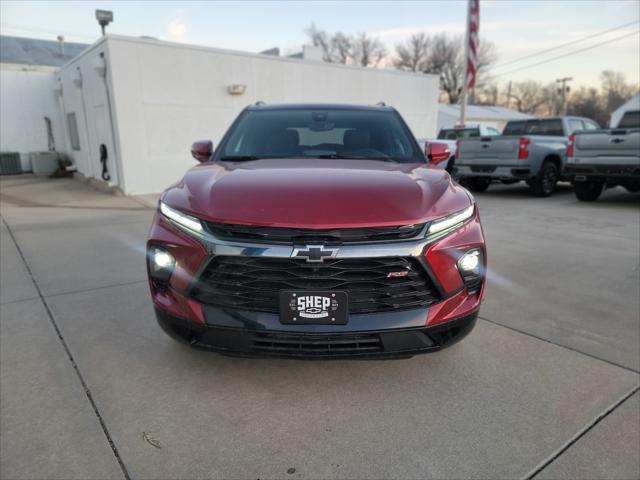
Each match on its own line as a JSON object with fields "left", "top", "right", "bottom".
{"left": 66, "top": 112, "right": 81, "bottom": 151}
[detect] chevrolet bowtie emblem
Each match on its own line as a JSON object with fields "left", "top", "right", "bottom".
{"left": 291, "top": 245, "right": 338, "bottom": 263}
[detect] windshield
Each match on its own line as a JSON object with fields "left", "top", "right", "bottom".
{"left": 618, "top": 111, "right": 640, "bottom": 129}
{"left": 503, "top": 119, "right": 564, "bottom": 136}
{"left": 217, "top": 108, "right": 423, "bottom": 163}
{"left": 438, "top": 128, "right": 480, "bottom": 140}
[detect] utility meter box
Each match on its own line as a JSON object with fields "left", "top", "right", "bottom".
{"left": 29, "top": 152, "right": 60, "bottom": 176}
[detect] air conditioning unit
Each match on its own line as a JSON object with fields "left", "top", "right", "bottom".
{"left": 0, "top": 152, "right": 22, "bottom": 175}
{"left": 29, "top": 152, "right": 60, "bottom": 176}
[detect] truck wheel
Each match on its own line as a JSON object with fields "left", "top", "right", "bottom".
{"left": 574, "top": 181, "right": 604, "bottom": 201}
{"left": 466, "top": 178, "right": 491, "bottom": 192}
{"left": 530, "top": 161, "right": 558, "bottom": 197}
{"left": 446, "top": 158, "right": 461, "bottom": 182}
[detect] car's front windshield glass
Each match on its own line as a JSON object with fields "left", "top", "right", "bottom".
{"left": 218, "top": 108, "right": 423, "bottom": 163}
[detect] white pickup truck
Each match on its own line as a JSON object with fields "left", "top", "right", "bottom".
{"left": 565, "top": 110, "right": 640, "bottom": 201}
{"left": 417, "top": 124, "right": 501, "bottom": 173}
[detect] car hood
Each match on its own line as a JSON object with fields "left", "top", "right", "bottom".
{"left": 162, "top": 159, "right": 472, "bottom": 229}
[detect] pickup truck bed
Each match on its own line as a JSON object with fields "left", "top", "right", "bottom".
{"left": 456, "top": 116, "right": 599, "bottom": 197}
{"left": 565, "top": 110, "right": 640, "bottom": 201}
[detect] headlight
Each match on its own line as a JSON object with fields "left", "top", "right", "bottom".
{"left": 457, "top": 248, "right": 484, "bottom": 293}
{"left": 159, "top": 201, "right": 203, "bottom": 234}
{"left": 426, "top": 205, "right": 474, "bottom": 240}
{"left": 147, "top": 245, "right": 175, "bottom": 288}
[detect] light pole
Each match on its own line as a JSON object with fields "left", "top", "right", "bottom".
{"left": 95, "top": 9, "right": 113, "bottom": 36}
{"left": 556, "top": 77, "right": 573, "bottom": 115}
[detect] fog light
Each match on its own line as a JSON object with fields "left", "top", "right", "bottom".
{"left": 457, "top": 249, "right": 483, "bottom": 293}
{"left": 459, "top": 250, "right": 480, "bottom": 272}
{"left": 148, "top": 246, "right": 175, "bottom": 287}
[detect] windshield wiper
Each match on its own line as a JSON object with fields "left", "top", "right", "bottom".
{"left": 219, "top": 155, "right": 262, "bottom": 161}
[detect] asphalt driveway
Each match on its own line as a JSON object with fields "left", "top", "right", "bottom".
{"left": 1, "top": 175, "right": 638, "bottom": 479}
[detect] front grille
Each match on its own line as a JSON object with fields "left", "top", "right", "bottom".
{"left": 190, "top": 256, "right": 441, "bottom": 314}
{"left": 250, "top": 331, "right": 382, "bottom": 356}
{"left": 204, "top": 222, "right": 426, "bottom": 244}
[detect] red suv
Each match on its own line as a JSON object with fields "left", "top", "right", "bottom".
{"left": 147, "top": 103, "right": 486, "bottom": 358}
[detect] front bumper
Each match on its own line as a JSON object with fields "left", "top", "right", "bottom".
{"left": 147, "top": 206, "right": 486, "bottom": 358}
{"left": 156, "top": 307, "right": 478, "bottom": 359}
{"left": 456, "top": 164, "right": 532, "bottom": 180}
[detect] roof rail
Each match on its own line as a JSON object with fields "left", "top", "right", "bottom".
{"left": 376, "top": 101, "right": 387, "bottom": 107}
{"left": 255, "top": 101, "right": 266, "bottom": 106}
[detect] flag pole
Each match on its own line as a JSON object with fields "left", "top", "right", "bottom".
{"left": 459, "top": 0, "right": 471, "bottom": 125}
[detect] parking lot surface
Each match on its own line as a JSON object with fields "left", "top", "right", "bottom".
{"left": 1, "top": 175, "right": 639, "bottom": 479}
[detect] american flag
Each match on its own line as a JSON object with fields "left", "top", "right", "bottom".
{"left": 466, "top": 0, "right": 480, "bottom": 90}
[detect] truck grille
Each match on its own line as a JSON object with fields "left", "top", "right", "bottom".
{"left": 250, "top": 331, "right": 382, "bottom": 356}
{"left": 203, "top": 222, "right": 425, "bottom": 244}
{"left": 190, "top": 256, "right": 441, "bottom": 314}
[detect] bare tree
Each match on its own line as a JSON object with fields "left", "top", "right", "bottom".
{"left": 394, "top": 33, "right": 430, "bottom": 72}
{"left": 567, "top": 87, "right": 606, "bottom": 125}
{"left": 538, "top": 84, "right": 559, "bottom": 116}
{"left": 305, "top": 25, "right": 385, "bottom": 66}
{"left": 331, "top": 32, "right": 353, "bottom": 64}
{"left": 475, "top": 40, "right": 498, "bottom": 90}
{"left": 600, "top": 70, "right": 635, "bottom": 112}
{"left": 474, "top": 83, "right": 500, "bottom": 106}
{"left": 393, "top": 32, "right": 497, "bottom": 104}
{"left": 305, "top": 23, "right": 333, "bottom": 62}
{"left": 352, "top": 32, "right": 387, "bottom": 67}
{"left": 509, "top": 81, "right": 548, "bottom": 113}
{"left": 423, "top": 34, "right": 464, "bottom": 104}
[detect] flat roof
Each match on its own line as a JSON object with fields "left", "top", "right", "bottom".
{"left": 0, "top": 35, "right": 89, "bottom": 67}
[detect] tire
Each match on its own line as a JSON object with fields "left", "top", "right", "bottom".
{"left": 465, "top": 177, "right": 491, "bottom": 192}
{"left": 445, "top": 157, "right": 455, "bottom": 174}
{"left": 530, "top": 161, "right": 559, "bottom": 197}
{"left": 446, "top": 158, "right": 461, "bottom": 182}
{"left": 574, "top": 181, "right": 604, "bottom": 201}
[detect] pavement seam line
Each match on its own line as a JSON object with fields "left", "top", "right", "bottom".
{"left": 479, "top": 315, "right": 640, "bottom": 374}
{"left": 523, "top": 385, "right": 640, "bottom": 480}
{"left": 44, "top": 279, "right": 148, "bottom": 300}
{"left": 1, "top": 217, "right": 132, "bottom": 480}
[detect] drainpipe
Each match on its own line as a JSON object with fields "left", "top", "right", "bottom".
{"left": 97, "top": 51, "right": 122, "bottom": 189}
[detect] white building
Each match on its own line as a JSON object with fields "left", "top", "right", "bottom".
{"left": 610, "top": 92, "right": 639, "bottom": 127}
{"left": 50, "top": 35, "right": 440, "bottom": 194}
{"left": 437, "top": 104, "right": 532, "bottom": 132}
{"left": 0, "top": 36, "right": 88, "bottom": 172}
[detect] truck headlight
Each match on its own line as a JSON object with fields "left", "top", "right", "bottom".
{"left": 426, "top": 205, "right": 474, "bottom": 241}
{"left": 159, "top": 201, "right": 203, "bottom": 235}
{"left": 457, "top": 249, "right": 484, "bottom": 293}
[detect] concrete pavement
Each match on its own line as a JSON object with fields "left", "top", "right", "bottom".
{"left": 1, "top": 175, "right": 638, "bottom": 479}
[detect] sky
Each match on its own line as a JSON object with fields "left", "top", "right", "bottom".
{"left": 1, "top": 0, "right": 639, "bottom": 90}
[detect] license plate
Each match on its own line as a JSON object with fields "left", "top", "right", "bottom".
{"left": 279, "top": 291, "right": 348, "bottom": 325}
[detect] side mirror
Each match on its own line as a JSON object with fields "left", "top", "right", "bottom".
{"left": 191, "top": 140, "right": 213, "bottom": 163}
{"left": 426, "top": 142, "right": 450, "bottom": 166}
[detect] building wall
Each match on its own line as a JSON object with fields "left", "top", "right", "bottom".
{"left": 106, "top": 36, "right": 439, "bottom": 194}
{"left": 55, "top": 38, "right": 121, "bottom": 187}
{"left": 0, "top": 67, "right": 66, "bottom": 171}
